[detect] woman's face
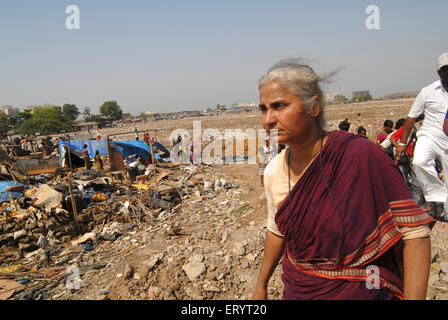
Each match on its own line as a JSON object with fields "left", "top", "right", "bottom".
{"left": 259, "top": 79, "right": 319, "bottom": 145}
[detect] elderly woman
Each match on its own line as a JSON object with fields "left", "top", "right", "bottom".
{"left": 252, "top": 59, "right": 435, "bottom": 300}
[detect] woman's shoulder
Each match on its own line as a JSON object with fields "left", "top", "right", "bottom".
{"left": 263, "top": 148, "right": 286, "bottom": 178}
{"left": 328, "top": 130, "right": 384, "bottom": 160}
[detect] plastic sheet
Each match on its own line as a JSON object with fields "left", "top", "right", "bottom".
{"left": 0, "top": 192, "right": 22, "bottom": 204}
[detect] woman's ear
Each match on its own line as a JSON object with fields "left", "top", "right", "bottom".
{"left": 309, "top": 96, "right": 321, "bottom": 118}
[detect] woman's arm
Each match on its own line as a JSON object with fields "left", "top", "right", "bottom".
{"left": 402, "top": 236, "right": 431, "bottom": 300}
{"left": 251, "top": 230, "right": 285, "bottom": 299}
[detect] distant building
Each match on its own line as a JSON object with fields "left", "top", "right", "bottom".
{"left": 1, "top": 105, "right": 19, "bottom": 116}
{"left": 182, "top": 110, "right": 203, "bottom": 117}
{"left": 352, "top": 91, "right": 371, "bottom": 99}
{"left": 72, "top": 121, "right": 97, "bottom": 132}
{"left": 229, "top": 103, "right": 258, "bottom": 113}
{"left": 332, "top": 92, "right": 347, "bottom": 102}
{"left": 381, "top": 91, "right": 419, "bottom": 99}
{"left": 203, "top": 110, "right": 219, "bottom": 116}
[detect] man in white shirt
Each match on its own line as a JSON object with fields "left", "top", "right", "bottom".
{"left": 258, "top": 139, "right": 278, "bottom": 185}
{"left": 397, "top": 52, "right": 448, "bottom": 219}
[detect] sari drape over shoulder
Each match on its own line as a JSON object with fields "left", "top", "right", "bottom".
{"left": 275, "top": 130, "right": 434, "bottom": 300}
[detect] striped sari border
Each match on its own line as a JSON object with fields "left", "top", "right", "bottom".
{"left": 286, "top": 246, "right": 403, "bottom": 299}
{"left": 390, "top": 199, "right": 435, "bottom": 226}
{"left": 284, "top": 198, "right": 431, "bottom": 299}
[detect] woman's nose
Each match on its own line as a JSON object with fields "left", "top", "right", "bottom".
{"left": 262, "top": 109, "right": 277, "bottom": 128}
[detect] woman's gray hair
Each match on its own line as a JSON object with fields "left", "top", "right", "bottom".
{"left": 259, "top": 58, "right": 340, "bottom": 129}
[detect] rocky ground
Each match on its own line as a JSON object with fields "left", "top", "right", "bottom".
{"left": 2, "top": 98, "right": 448, "bottom": 300}
{"left": 1, "top": 163, "right": 285, "bottom": 300}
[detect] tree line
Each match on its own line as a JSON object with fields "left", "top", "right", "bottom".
{"left": 0, "top": 101, "right": 123, "bottom": 137}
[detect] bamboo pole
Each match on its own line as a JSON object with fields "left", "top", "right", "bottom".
{"left": 106, "top": 136, "right": 112, "bottom": 171}
{"left": 65, "top": 135, "right": 79, "bottom": 234}
{"left": 148, "top": 138, "right": 159, "bottom": 197}
{"left": 8, "top": 192, "right": 17, "bottom": 211}
{"left": 66, "top": 135, "right": 73, "bottom": 171}
{"left": 4, "top": 163, "right": 17, "bottom": 183}
{"left": 67, "top": 172, "right": 81, "bottom": 235}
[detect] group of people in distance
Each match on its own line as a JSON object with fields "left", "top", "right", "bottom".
{"left": 252, "top": 52, "right": 448, "bottom": 300}
{"left": 338, "top": 118, "right": 368, "bottom": 137}
{"left": 337, "top": 99, "right": 445, "bottom": 222}
{"left": 82, "top": 145, "right": 103, "bottom": 171}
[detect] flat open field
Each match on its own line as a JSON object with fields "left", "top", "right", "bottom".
{"left": 94, "top": 98, "right": 414, "bottom": 146}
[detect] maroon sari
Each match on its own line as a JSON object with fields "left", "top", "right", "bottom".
{"left": 275, "top": 130, "right": 434, "bottom": 300}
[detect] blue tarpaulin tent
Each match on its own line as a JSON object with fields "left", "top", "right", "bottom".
{"left": 112, "top": 140, "right": 161, "bottom": 161}
{"left": 58, "top": 139, "right": 169, "bottom": 168}
{"left": 152, "top": 141, "right": 170, "bottom": 155}
{"left": 59, "top": 139, "right": 108, "bottom": 158}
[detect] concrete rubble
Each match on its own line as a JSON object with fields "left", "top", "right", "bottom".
{"left": 0, "top": 154, "right": 284, "bottom": 300}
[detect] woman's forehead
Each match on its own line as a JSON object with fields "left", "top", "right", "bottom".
{"left": 260, "top": 80, "right": 292, "bottom": 98}
{"left": 260, "top": 78, "right": 286, "bottom": 90}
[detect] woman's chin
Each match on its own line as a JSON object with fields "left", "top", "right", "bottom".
{"left": 276, "top": 137, "right": 289, "bottom": 145}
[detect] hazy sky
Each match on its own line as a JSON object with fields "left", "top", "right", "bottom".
{"left": 0, "top": 0, "right": 446, "bottom": 115}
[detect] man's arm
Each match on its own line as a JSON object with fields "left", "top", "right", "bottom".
{"left": 251, "top": 230, "right": 285, "bottom": 299}
{"left": 398, "top": 89, "right": 425, "bottom": 154}
{"left": 396, "top": 117, "right": 417, "bottom": 155}
{"left": 389, "top": 136, "right": 401, "bottom": 166}
{"left": 402, "top": 237, "right": 431, "bottom": 300}
{"left": 390, "top": 136, "right": 399, "bottom": 148}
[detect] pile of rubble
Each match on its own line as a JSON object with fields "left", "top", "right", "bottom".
{"left": 0, "top": 163, "right": 186, "bottom": 297}
{"left": 0, "top": 160, "right": 283, "bottom": 300}
{"left": 0, "top": 172, "right": 174, "bottom": 253}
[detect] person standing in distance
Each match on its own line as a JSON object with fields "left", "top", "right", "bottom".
{"left": 397, "top": 52, "right": 448, "bottom": 219}
{"left": 82, "top": 144, "right": 91, "bottom": 170}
